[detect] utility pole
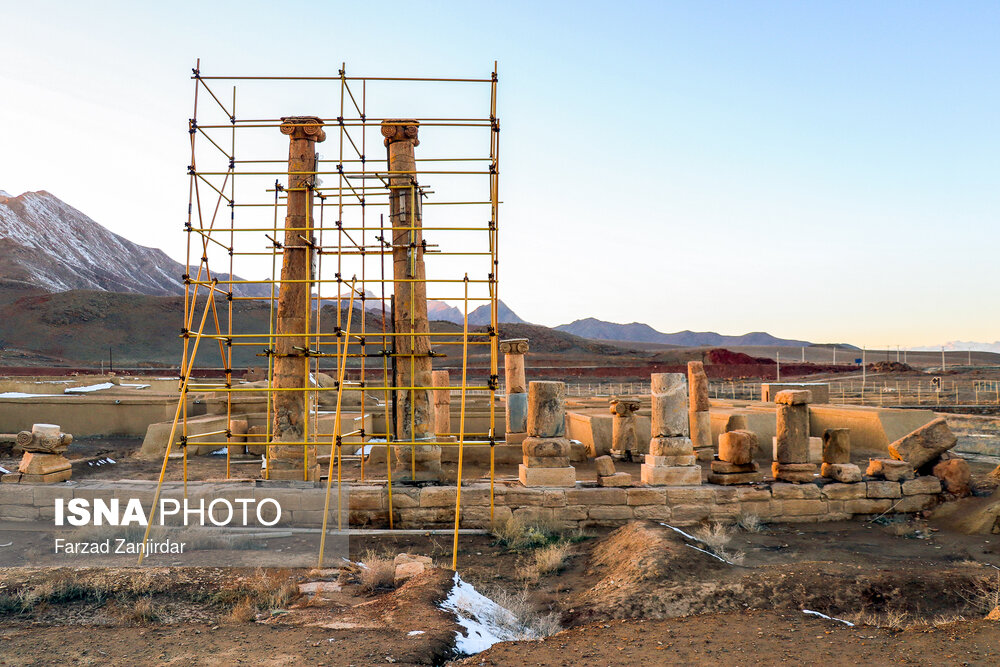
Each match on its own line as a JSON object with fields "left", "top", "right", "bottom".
{"left": 776, "top": 350, "right": 781, "bottom": 382}
{"left": 941, "top": 347, "right": 946, "bottom": 372}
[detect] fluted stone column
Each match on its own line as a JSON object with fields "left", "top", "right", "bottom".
{"left": 608, "top": 398, "right": 641, "bottom": 461}
{"left": 519, "top": 381, "right": 576, "bottom": 487}
{"left": 772, "top": 389, "right": 817, "bottom": 482}
{"left": 500, "top": 338, "right": 529, "bottom": 444}
{"left": 641, "top": 373, "right": 701, "bottom": 486}
{"left": 270, "top": 116, "right": 325, "bottom": 480}
{"left": 382, "top": 120, "right": 440, "bottom": 481}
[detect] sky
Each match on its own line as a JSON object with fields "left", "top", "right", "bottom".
{"left": 0, "top": 1, "right": 997, "bottom": 348}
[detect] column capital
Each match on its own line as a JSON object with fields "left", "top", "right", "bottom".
{"left": 610, "top": 398, "right": 641, "bottom": 415}
{"left": 499, "top": 338, "right": 529, "bottom": 355}
{"left": 280, "top": 116, "right": 327, "bottom": 142}
{"left": 381, "top": 119, "right": 420, "bottom": 147}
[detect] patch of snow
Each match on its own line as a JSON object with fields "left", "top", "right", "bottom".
{"left": 803, "top": 609, "right": 855, "bottom": 626}
{"left": 120, "top": 383, "right": 150, "bottom": 389}
{"left": 660, "top": 523, "right": 702, "bottom": 543}
{"left": 64, "top": 382, "right": 115, "bottom": 394}
{"left": 685, "top": 543, "right": 735, "bottom": 565}
{"left": 407, "top": 630, "right": 425, "bottom": 636}
{"left": 440, "top": 572, "right": 531, "bottom": 656}
{"left": 0, "top": 392, "right": 49, "bottom": 398}
{"left": 354, "top": 444, "right": 377, "bottom": 456}
{"left": 0, "top": 466, "right": 9, "bottom": 475}
{"left": 209, "top": 448, "right": 228, "bottom": 456}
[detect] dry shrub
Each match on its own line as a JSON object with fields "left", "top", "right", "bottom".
{"left": 694, "top": 522, "right": 733, "bottom": 551}
{"left": 960, "top": 569, "right": 1000, "bottom": 614}
{"left": 114, "top": 597, "right": 162, "bottom": 625}
{"left": 225, "top": 598, "right": 258, "bottom": 624}
{"left": 358, "top": 550, "right": 396, "bottom": 592}
{"left": 736, "top": 513, "right": 765, "bottom": 534}
{"left": 485, "top": 586, "right": 562, "bottom": 639}
{"left": 845, "top": 609, "right": 910, "bottom": 629}
{"left": 517, "top": 542, "right": 570, "bottom": 582}
{"left": 491, "top": 515, "right": 564, "bottom": 552}
{"left": 215, "top": 568, "right": 298, "bottom": 612}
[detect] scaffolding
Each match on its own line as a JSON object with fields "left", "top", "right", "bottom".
{"left": 140, "top": 61, "right": 500, "bottom": 568}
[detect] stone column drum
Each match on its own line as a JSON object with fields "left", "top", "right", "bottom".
{"left": 270, "top": 116, "right": 325, "bottom": 481}
{"left": 772, "top": 389, "right": 817, "bottom": 483}
{"left": 500, "top": 338, "right": 530, "bottom": 445}
{"left": 641, "top": 373, "right": 701, "bottom": 486}
{"left": 519, "top": 381, "right": 576, "bottom": 487}
{"left": 821, "top": 428, "right": 862, "bottom": 482}
{"left": 708, "top": 430, "right": 762, "bottom": 484}
{"left": 687, "top": 361, "right": 713, "bottom": 461}
{"left": 608, "top": 398, "right": 641, "bottom": 461}
{"left": 383, "top": 120, "right": 440, "bottom": 481}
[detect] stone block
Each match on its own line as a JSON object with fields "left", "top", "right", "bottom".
{"left": 777, "top": 499, "right": 827, "bottom": 516}
{"left": 821, "top": 482, "right": 867, "bottom": 500}
{"left": 505, "top": 487, "right": 567, "bottom": 508}
{"left": 648, "top": 437, "right": 694, "bottom": 457}
{"left": 707, "top": 472, "right": 763, "bottom": 485}
{"left": 887, "top": 418, "right": 957, "bottom": 469}
{"left": 506, "top": 392, "right": 528, "bottom": 434}
{"left": 641, "top": 465, "right": 702, "bottom": 486}
{"left": 558, "top": 505, "right": 588, "bottom": 521}
{"left": 709, "top": 504, "right": 743, "bottom": 521}
{"left": 645, "top": 454, "right": 696, "bottom": 466}
{"left": 894, "top": 494, "right": 937, "bottom": 513}
{"left": 820, "top": 463, "right": 862, "bottom": 483}
{"left": 633, "top": 504, "right": 672, "bottom": 521}
{"left": 0, "top": 504, "right": 39, "bottom": 520}
{"left": 738, "top": 500, "right": 778, "bottom": 517}
{"left": 670, "top": 504, "right": 711, "bottom": 524}
{"left": 419, "top": 486, "right": 457, "bottom": 507}
{"left": 519, "top": 465, "right": 575, "bottom": 488}
{"left": 626, "top": 488, "right": 667, "bottom": 505}
{"left": 808, "top": 437, "right": 823, "bottom": 464}
{"left": 598, "top": 472, "right": 632, "bottom": 487}
{"left": 711, "top": 486, "right": 739, "bottom": 503}
{"left": 18, "top": 452, "right": 71, "bottom": 476}
{"left": 718, "top": 430, "right": 757, "bottom": 465}
{"left": 735, "top": 487, "right": 772, "bottom": 502}
{"left": 19, "top": 470, "right": 72, "bottom": 484}
{"left": 511, "top": 506, "right": 555, "bottom": 523}
{"left": 771, "top": 462, "right": 817, "bottom": 483}
{"left": 774, "top": 389, "right": 812, "bottom": 405}
{"left": 567, "top": 488, "right": 627, "bottom": 505}
{"left": 650, "top": 373, "right": 689, "bottom": 437}
{"left": 822, "top": 428, "right": 851, "bottom": 464}
{"left": 845, "top": 498, "right": 893, "bottom": 515}
{"left": 866, "top": 481, "right": 902, "bottom": 499}
{"left": 711, "top": 460, "right": 759, "bottom": 474}
{"left": 695, "top": 448, "right": 714, "bottom": 462}
{"left": 523, "top": 456, "right": 570, "bottom": 468}
{"left": 775, "top": 403, "right": 809, "bottom": 463}
{"left": 725, "top": 413, "right": 749, "bottom": 432}
{"left": 771, "top": 482, "right": 821, "bottom": 499}
{"left": 866, "top": 458, "right": 914, "bottom": 482}
{"left": 522, "top": 437, "right": 571, "bottom": 458}
{"left": 594, "top": 455, "right": 616, "bottom": 477}
{"left": 350, "top": 490, "right": 385, "bottom": 511}
{"left": 665, "top": 487, "right": 716, "bottom": 504}
{"left": 587, "top": 505, "right": 634, "bottom": 521}
{"left": 901, "top": 476, "right": 942, "bottom": 496}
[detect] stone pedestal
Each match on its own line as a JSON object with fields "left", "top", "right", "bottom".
{"left": 709, "top": 430, "right": 762, "bottom": 485}
{"left": 820, "top": 428, "right": 861, "bottom": 482}
{"left": 772, "top": 389, "right": 816, "bottom": 482}
{"left": 501, "top": 339, "right": 529, "bottom": 441}
{"left": 642, "top": 373, "right": 701, "bottom": 486}
{"left": 609, "top": 398, "right": 641, "bottom": 461}
{"left": 3, "top": 424, "right": 74, "bottom": 484}
{"left": 519, "top": 381, "right": 575, "bottom": 487}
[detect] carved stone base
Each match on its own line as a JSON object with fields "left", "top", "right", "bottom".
{"left": 518, "top": 464, "right": 576, "bottom": 487}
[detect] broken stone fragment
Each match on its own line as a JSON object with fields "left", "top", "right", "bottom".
{"left": 718, "top": 430, "right": 757, "bottom": 465}
{"left": 650, "top": 373, "right": 688, "bottom": 437}
{"left": 687, "top": 361, "right": 710, "bottom": 412}
{"left": 594, "top": 455, "right": 616, "bottom": 477}
{"left": 774, "top": 389, "right": 813, "bottom": 405}
{"left": 866, "top": 458, "right": 914, "bottom": 482}
{"left": 887, "top": 418, "right": 957, "bottom": 469}
{"left": 932, "top": 457, "right": 971, "bottom": 497}
{"left": 822, "top": 428, "right": 850, "bottom": 464}
{"left": 820, "top": 462, "right": 862, "bottom": 483}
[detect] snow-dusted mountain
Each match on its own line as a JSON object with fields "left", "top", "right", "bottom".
{"left": 913, "top": 341, "right": 1000, "bottom": 353}
{"left": 555, "top": 317, "right": 812, "bottom": 347}
{"left": 0, "top": 190, "right": 264, "bottom": 296}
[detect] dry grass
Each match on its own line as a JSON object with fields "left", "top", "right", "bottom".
{"left": 492, "top": 515, "right": 564, "bottom": 552}
{"left": 516, "top": 542, "right": 571, "bottom": 582}
{"left": 694, "top": 522, "right": 734, "bottom": 551}
{"left": 485, "top": 586, "right": 563, "bottom": 639}
{"left": 225, "top": 598, "right": 259, "bottom": 624}
{"left": 845, "top": 608, "right": 910, "bottom": 629}
{"left": 960, "top": 569, "right": 1000, "bottom": 615}
{"left": 358, "top": 550, "right": 396, "bottom": 592}
{"left": 214, "top": 568, "right": 298, "bottom": 622}
{"left": 112, "top": 597, "right": 163, "bottom": 625}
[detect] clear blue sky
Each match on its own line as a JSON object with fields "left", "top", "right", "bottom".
{"left": 1, "top": 1, "right": 997, "bottom": 347}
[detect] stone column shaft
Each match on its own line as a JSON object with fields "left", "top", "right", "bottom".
{"left": 432, "top": 370, "right": 451, "bottom": 437}
{"left": 500, "top": 339, "right": 530, "bottom": 436}
{"left": 272, "top": 117, "right": 325, "bottom": 473}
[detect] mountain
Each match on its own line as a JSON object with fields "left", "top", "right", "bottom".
{"left": 0, "top": 190, "right": 265, "bottom": 297}
{"left": 555, "top": 317, "right": 811, "bottom": 348}
{"left": 422, "top": 299, "right": 526, "bottom": 326}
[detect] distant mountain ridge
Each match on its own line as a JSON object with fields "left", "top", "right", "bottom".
{"left": 555, "top": 317, "right": 812, "bottom": 348}
{"left": 913, "top": 341, "right": 1000, "bottom": 353}
{"left": 0, "top": 190, "right": 265, "bottom": 297}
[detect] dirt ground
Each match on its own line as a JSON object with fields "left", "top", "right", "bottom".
{"left": 1, "top": 514, "right": 999, "bottom": 665}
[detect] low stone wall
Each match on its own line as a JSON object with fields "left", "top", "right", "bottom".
{"left": 0, "top": 476, "right": 944, "bottom": 530}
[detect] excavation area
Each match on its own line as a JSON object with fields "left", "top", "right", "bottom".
{"left": 1, "top": 518, "right": 999, "bottom": 665}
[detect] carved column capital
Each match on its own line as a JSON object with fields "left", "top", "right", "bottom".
{"left": 280, "top": 116, "right": 327, "bottom": 142}
{"left": 499, "top": 338, "right": 529, "bottom": 355}
{"left": 381, "top": 119, "right": 420, "bottom": 147}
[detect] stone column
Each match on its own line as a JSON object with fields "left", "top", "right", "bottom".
{"left": 641, "top": 373, "right": 701, "bottom": 486}
{"left": 431, "top": 370, "right": 454, "bottom": 441}
{"left": 821, "top": 428, "right": 862, "bottom": 482}
{"left": 772, "top": 389, "right": 817, "bottom": 482}
{"left": 709, "top": 430, "right": 762, "bottom": 485}
{"left": 519, "top": 381, "right": 576, "bottom": 487}
{"left": 382, "top": 120, "right": 440, "bottom": 481}
{"left": 608, "top": 398, "right": 641, "bottom": 461}
{"left": 500, "top": 338, "right": 529, "bottom": 444}
{"left": 687, "top": 361, "right": 713, "bottom": 461}
{"left": 271, "top": 116, "right": 325, "bottom": 480}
